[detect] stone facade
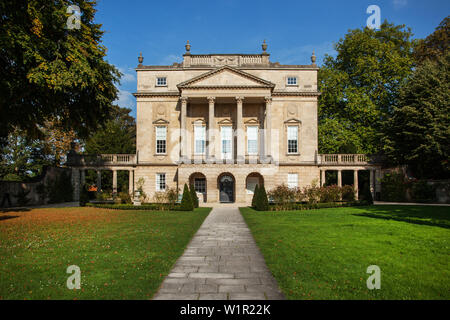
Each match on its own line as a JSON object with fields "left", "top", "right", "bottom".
{"left": 132, "top": 42, "right": 324, "bottom": 204}
{"left": 68, "top": 42, "right": 382, "bottom": 204}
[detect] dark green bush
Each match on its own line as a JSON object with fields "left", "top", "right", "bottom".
{"left": 180, "top": 183, "right": 194, "bottom": 211}
{"left": 251, "top": 184, "right": 259, "bottom": 208}
{"left": 79, "top": 185, "right": 90, "bottom": 206}
{"left": 360, "top": 182, "right": 373, "bottom": 205}
{"left": 118, "top": 191, "right": 132, "bottom": 204}
{"left": 86, "top": 203, "right": 182, "bottom": 210}
{"left": 190, "top": 184, "right": 199, "bottom": 208}
{"left": 15, "top": 187, "right": 31, "bottom": 206}
{"left": 255, "top": 184, "right": 269, "bottom": 211}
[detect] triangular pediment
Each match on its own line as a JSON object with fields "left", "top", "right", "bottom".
{"left": 284, "top": 118, "right": 302, "bottom": 124}
{"left": 177, "top": 66, "right": 275, "bottom": 89}
{"left": 153, "top": 118, "right": 170, "bottom": 124}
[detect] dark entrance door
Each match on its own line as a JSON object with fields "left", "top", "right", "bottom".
{"left": 219, "top": 175, "right": 234, "bottom": 203}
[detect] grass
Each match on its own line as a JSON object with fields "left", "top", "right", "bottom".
{"left": 240, "top": 205, "right": 450, "bottom": 300}
{"left": 0, "top": 206, "right": 210, "bottom": 300}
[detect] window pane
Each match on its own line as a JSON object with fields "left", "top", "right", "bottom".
{"left": 288, "top": 174, "right": 298, "bottom": 189}
{"left": 156, "top": 126, "right": 166, "bottom": 139}
{"left": 247, "top": 126, "right": 258, "bottom": 154}
{"left": 194, "top": 126, "right": 206, "bottom": 154}
{"left": 287, "top": 126, "right": 298, "bottom": 140}
{"left": 156, "top": 173, "right": 166, "bottom": 191}
{"left": 194, "top": 178, "right": 206, "bottom": 193}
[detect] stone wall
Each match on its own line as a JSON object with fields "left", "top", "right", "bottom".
{"left": 0, "top": 167, "right": 72, "bottom": 207}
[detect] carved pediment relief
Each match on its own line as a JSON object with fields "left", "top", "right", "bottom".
{"left": 153, "top": 118, "right": 170, "bottom": 124}
{"left": 192, "top": 118, "right": 206, "bottom": 125}
{"left": 177, "top": 66, "right": 275, "bottom": 89}
{"left": 218, "top": 119, "right": 233, "bottom": 125}
{"left": 244, "top": 118, "right": 260, "bottom": 125}
{"left": 284, "top": 118, "right": 302, "bottom": 124}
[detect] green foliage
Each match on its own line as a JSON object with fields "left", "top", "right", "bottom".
{"left": 380, "top": 172, "right": 407, "bottom": 202}
{"left": 46, "top": 171, "right": 73, "bottom": 203}
{"left": 118, "top": 191, "right": 132, "bottom": 204}
{"left": 341, "top": 185, "right": 356, "bottom": 202}
{"left": 180, "top": 184, "right": 193, "bottom": 211}
{"left": 251, "top": 184, "right": 259, "bottom": 208}
{"left": 0, "top": 0, "right": 121, "bottom": 142}
{"left": 383, "top": 52, "right": 450, "bottom": 179}
{"left": 318, "top": 21, "right": 415, "bottom": 154}
{"left": 414, "top": 16, "right": 449, "bottom": 64}
{"left": 189, "top": 184, "right": 199, "bottom": 208}
{"left": 255, "top": 184, "right": 269, "bottom": 211}
{"left": 166, "top": 187, "right": 179, "bottom": 210}
{"left": 0, "top": 128, "right": 51, "bottom": 181}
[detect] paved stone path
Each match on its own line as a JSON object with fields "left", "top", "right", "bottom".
{"left": 153, "top": 207, "right": 285, "bottom": 300}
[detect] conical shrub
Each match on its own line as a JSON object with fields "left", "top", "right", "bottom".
{"left": 180, "top": 183, "right": 194, "bottom": 211}
{"left": 190, "top": 184, "right": 199, "bottom": 208}
{"left": 251, "top": 184, "right": 259, "bottom": 208}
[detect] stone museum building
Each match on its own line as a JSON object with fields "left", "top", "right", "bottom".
{"left": 68, "top": 41, "right": 382, "bottom": 204}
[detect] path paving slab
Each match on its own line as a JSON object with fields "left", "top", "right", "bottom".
{"left": 153, "top": 207, "right": 285, "bottom": 300}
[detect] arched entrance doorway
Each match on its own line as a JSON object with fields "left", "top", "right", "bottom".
{"left": 246, "top": 172, "right": 264, "bottom": 195}
{"left": 189, "top": 172, "right": 207, "bottom": 203}
{"left": 218, "top": 173, "right": 235, "bottom": 203}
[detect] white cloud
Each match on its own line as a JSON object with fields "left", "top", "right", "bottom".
{"left": 118, "top": 67, "right": 136, "bottom": 84}
{"left": 393, "top": 0, "right": 408, "bottom": 8}
{"left": 115, "top": 89, "right": 135, "bottom": 110}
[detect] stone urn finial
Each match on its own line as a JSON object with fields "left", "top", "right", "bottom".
{"left": 311, "top": 50, "right": 317, "bottom": 65}
{"left": 185, "top": 40, "right": 191, "bottom": 53}
{"left": 138, "top": 52, "right": 143, "bottom": 65}
{"left": 262, "top": 39, "right": 267, "bottom": 53}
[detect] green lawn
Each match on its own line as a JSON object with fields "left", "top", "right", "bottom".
{"left": 0, "top": 206, "right": 210, "bottom": 300}
{"left": 240, "top": 205, "right": 450, "bottom": 300}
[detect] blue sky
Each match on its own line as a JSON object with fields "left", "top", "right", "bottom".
{"left": 94, "top": 0, "right": 449, "bottom": 118}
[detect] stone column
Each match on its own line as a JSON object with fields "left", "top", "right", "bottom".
{"left": 354, "top": 169, "right": 359, "bottom": 200}
{"left": 321, "top": 170, "right": 326, "bottom": 187}
{"left": 71, "top": 168, "right": 80, "bottom": 202}
{"left": 264, "top": 97, "right": 272, "bottom": 160}
{"left": 337, "top": 170, "right": 342, "bottom": 187}
{"left": 129, "top": 169, "right": 134, "bottom": 195}
{"left": 236, "top": 96, "right": 244, "bottom": 163}
{"left": 96, "top": 170, "right": 102, "bottom": 193}
{"left": 112, "top": 170, "right": 117, "bottom": 195}
{"left": 207, "top": 97, "right": 215, "bottom": 162}
{"left": 180, "top": 97, "right": 188, "bottom": 162}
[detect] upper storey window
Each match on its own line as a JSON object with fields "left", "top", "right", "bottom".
{"left": 156, "top": 126, "right": 167, "bottom": 154}
{"left": 156, "top": 77, "right": 167, "bottom": 86}
{"left": 286, "top": 77, "right": 298, "bottom": 86}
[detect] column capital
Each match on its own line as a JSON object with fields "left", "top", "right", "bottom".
{"left": 235, "top": 96, "right": 245, "bottom": 103}
{"left": 207, "top": 96, "right": 216, "bottom": 103}
{"left": 264, "top": 96, "right": 272, "bottom": 103}
{"left": 180, "top": 96, "right": 188, "bottom": 103}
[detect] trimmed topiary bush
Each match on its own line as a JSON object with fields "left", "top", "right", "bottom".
{"left": 255, "top": 184, "right": 269, "bottom": 211}
{"left": 361, "top": 182, "right": 373, "bottom": 205}
{"left": 180, "top": 183, "right": 194, "bottom": 211}
{"left": 251, "top": 184, "right": 259, "bottom": 208}
{"left": 190, "top": 184, "right": 199, "bottom": 208}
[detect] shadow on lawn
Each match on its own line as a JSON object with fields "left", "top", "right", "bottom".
{"left": 352, "top": 206, "right": 450, "bottom": 229}
{"left": 0, "top": 215, "right": 20, "bottom": 221}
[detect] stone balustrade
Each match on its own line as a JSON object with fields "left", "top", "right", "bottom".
{"left": 318, "top": 154, "right": 370, "bottom": 165}
{"left": 67, "top": 154, "right": 136, "bottom": 167}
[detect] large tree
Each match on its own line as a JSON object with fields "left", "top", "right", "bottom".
{"left": 318, "top": 21, "right": 415, "bottom": 154}
{"left": 383, "top": 53, "right": 450, "bottom": 179}
{"left": 0, "top": 0, "right": 121, "bottom": 143}
{"left": 414, "top": 16, "right": 449, "bottom": 64}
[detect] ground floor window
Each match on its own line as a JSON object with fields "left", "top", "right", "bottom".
{"left": 194, "top": 178, "right": 206, "bottom": 193}
{"left": 246, "top": 177, "right": 259, "bottom": 194}
{"left": 288, "top": 173, "right": 298, "bottom": 189}
{"left": 156, "top": 173, "right": 166, "bottom": 191}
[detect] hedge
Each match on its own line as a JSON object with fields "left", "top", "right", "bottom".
{"left": 266, "top": 200, "right": 370, "bottom": 212}
{"left": 85, "top": 203, "right": 182, "bottom": 211}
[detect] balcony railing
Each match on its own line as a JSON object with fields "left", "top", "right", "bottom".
{"left": 318, "top": 154, "right": 371, "bottom": 165}
{"left": 67, "top": 154, "right": 136, "bottom": 166}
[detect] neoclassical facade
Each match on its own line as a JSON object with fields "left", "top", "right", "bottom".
{"left": 69, "top": 42, "right": 382, "bottom": 204}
